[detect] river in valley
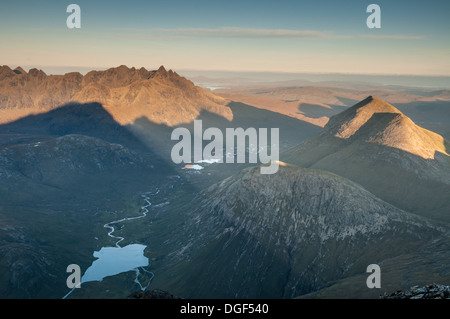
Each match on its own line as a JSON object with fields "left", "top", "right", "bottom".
{"left": 62, "top": 188, "right": 161, "bottom": 299}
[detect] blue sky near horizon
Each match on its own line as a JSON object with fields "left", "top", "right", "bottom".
{"left": 0, "top": 0, "right": 449, "bottom": 75}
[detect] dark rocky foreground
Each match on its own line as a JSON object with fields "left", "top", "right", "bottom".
{"left": 128, "top": 289, "right": 181, "bottom": 299}
{"left": 380, "top": 284, "right": 450, "bottom": 299}
{"left": 129, "top": 284, "right": 450, "bottom": 299}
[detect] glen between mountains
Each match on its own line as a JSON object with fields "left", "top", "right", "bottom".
{"left": 0, "top": 65, "right": 448, "bottom": 298}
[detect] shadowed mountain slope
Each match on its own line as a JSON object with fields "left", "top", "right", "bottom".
{"left": 148, "top": 165, "right": 445, "bottom": 298}
{"left": 0, "top": 101, "right": 176, "bottom": 298}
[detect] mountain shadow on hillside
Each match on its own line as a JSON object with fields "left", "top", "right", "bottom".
{"left": 0, "top": 102, "right": 148, "bottom": 151}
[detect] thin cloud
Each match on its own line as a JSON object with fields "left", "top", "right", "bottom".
{"left": 154, "top": 27, "right": 330, "bottom": 38}
{"left": 335, "top": 34, "right": 425, "bottom": 40}
{"left": 152, "top": 27, "right": 424, "bottom": 40}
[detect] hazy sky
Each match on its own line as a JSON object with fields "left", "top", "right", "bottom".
{"left": 1, "top": 0, "right": 449, "bottom": 75}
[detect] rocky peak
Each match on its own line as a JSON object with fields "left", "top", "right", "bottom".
{"left": 0, "top": 65, "right": 15, "bottom": 80}
{"left": 157, "top": 65, "right": 167, "bottom": 73}
{"left": 324, "top": 96, "right": 448, "bottom": 158}
{"left": 138, "top": 67, "right": 152, "bottom": 79}
{"left": 13, "top": 67, "right": 27, "bottom": 75}
{"left": 28, "top": 68, "right": 47, "bottom": 78}
{"left": 325, "top": 96, "right": 402, "bottom": 139}
{"left": 151, "top": 65, "right": 170, "bottom": 79}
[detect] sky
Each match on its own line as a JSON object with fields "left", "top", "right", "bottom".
{"left": 0, "top": 0, "right": 449, "bottom": 76}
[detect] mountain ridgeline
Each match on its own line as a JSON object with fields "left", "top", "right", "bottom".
{"left": 0, "top": 65, "right": 232, "bottom": 126}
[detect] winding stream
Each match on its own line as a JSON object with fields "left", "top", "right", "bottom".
{"left": 62, "top": 189, "right": 160, "bottom": 299}
{"left": 104, "top": 190, "right": 158, "bottom": 248}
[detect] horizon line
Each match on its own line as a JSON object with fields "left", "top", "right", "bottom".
{"left": 5, "top": 64, "right": 450, "bottom": 78}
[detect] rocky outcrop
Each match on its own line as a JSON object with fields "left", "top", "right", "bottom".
{"left": 380, "top": 284, "right": 450, "bottom": 299}
{"left": 127, "top": 289, "right": 181, "bottom": 299}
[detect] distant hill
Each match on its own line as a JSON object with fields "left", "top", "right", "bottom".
{"left": 215, "top": 83, "right": 450, "bottom": 140}
{"left": 283, "top": 96, "right": 450, "bottom": 222}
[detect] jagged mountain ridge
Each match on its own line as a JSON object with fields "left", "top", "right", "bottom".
{"left": 0, "top": 65, "right": 232, "bottom": 126}
{"left": 150, "top": 165, "right": 443, "bottom": 299}
{"left": 283, "top": 96, "right": 450, "bottom": 222}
